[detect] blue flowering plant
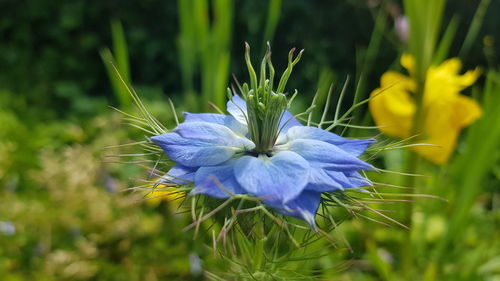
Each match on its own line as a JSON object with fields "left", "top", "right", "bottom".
{"left": 103, "top": 43, "right": 418, "bottom": 278}
{"left": 148, "top": 44, "right": 377, "bottom": 230}
{"left": 109, "top": 44, "right": 407, "bottom": 249}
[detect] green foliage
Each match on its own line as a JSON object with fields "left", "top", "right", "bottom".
{"left": 0, "top": 92, "right": 197, "bottom": 280}
{"left": 178, "top": 0, "right": 233, "bottom": 112}
{"left": 458, "top": 0, "right": 493, "bottom": 59}
{"left": 262, "top": 0, "right": 282, "bottom": 51}
{"left": 404, "top": 0, "right": 446, "bottom": 80}
{"left": 100, "top": 20, "right": 133, "bottom": 109}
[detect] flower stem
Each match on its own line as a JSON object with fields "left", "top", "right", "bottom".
{"left": 401, "top": 69, "right": 426, "bottom": 279}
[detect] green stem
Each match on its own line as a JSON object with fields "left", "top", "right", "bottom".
{"left": 401, "top": 67, "right": 426, "bottom": 279}
{"left": 401, "top": 151, "right": 418, "bottom": 278}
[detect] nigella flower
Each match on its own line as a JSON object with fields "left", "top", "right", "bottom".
{"left": 150, "top": 45, "right": 374, "bottom": 227}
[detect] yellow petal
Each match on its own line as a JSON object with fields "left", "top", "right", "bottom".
{"left": 369, "top": 81, "right": 415, "bottom": 139}
{"left": 401, "top": 53, "right": 415, "bottom": 74}
{"left": 381, "top": 71, "right": 415, "bottom": 92}
{"left": 412, "top": 132, "right": 458, "bottom": 164}
{"left": 437, "top": 58, "right": 462, "bottom": 75}
{"left": 411, "top": 94, "right": 481, "bottom": 164}
{"left": 423, "top": 72, "right": 456, "bottom": 103}
{"left": 145, "top": 187, "right": 184, "bottom": 207}
{"left": 452, "top": 95, "right": 482, "bottom": 127}
{"left": 457, "top": 67, "right": 481, "bottom": 88}
{"left": 428, "top": 58, "right": 480, "bottom": 92}
{"left": 412, "top": 99, "right": 459, "bottom": 164}
{"left": 424, "top": 60, "right": 480, "bottom": 103}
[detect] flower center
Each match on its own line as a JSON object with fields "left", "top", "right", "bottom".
{"left": 235, "top": 43, "right": 303, "bottom": 154}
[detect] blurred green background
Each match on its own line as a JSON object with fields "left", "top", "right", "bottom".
{"left": 0, "top": 0, "right": 498, "bottom": 280}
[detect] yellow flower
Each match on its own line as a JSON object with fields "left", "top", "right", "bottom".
{"left": 369, "top": 54, "right": 482, "bottom": 164}
{"left": 144, "top": 183, "right": 185, "bottom": 207}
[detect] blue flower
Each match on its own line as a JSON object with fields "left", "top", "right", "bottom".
{"left": 151, "top": 45, "right": 374, "bottom": 227}
{"left": 151, "top": 95, "right": 374, "bottom": 227}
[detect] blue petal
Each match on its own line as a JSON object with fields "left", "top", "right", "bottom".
{"left": 267, "top": 190, "right": 321, "bottom": 227}
{"left": 284, "top": 126, "right": 374, "bottom": 156}
{"left": 306, "top": 170, "right": 372, "bottom": 193}
{"left": 159, "top": 165, "right": 196, "bottom": 185}
{"left": 305, "top": 168, "right": 351, "bottom": 192}
{"left": 191, "top": 160, "right": 246, "bottom": 199}
{"left": 234, "top": 151, "right": 310, "bottom": 203}
{"left": 346, "top": 171, "right": 372, "bottom": 188}
{"left": 183, "top": 112, "right": 247, "bottom": 136}
{"left": 285, "top": 139, "right": 374, "bottom": 171}
{"left": 226, "top": 95, "right": 248, "bottom": 124}
{"left": 151, "top": 121, "right": 255, "bottom": 167}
